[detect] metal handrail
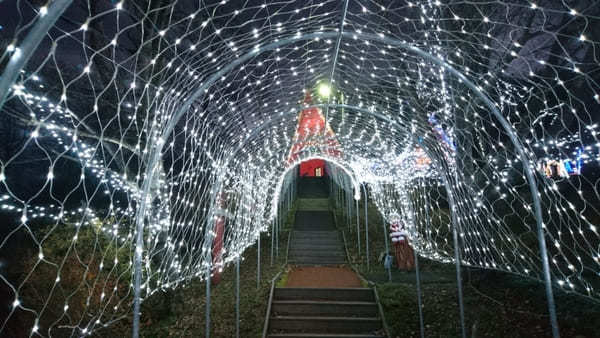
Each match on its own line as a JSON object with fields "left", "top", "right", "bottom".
{"left": 261, "top": 269, "right": 284, "bottom": 338}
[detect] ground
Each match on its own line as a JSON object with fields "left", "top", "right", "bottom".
{"left": 68, "top": 195, "right": 600, "bottom": 337}
{"left": 337, "top": 195, "right": 600, "bottom": 338}
{"left": 135, "top": 230, "right": 289, "bottom": 337}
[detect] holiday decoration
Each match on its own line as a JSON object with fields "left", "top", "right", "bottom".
{"left": 0, "top": 0, "right": 599, "bottom": 336}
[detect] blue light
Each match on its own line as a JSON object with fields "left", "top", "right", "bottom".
{"left": 576, "top": 147, "right": 583, "bottom": 173}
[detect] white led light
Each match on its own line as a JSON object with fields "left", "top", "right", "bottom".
{"left": 0, "top": 3, "right": 597, "bottom": 336}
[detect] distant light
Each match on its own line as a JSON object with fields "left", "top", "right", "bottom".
{"left": 317, "top": 83, "right": 331, "bottom": 98}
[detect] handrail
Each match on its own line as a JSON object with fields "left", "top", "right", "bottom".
{"left": 373, "top": 284, "right": 393, "bottom": 338}
{"left": 261, "top": 268, "right": 284, "bottom": 338}
{"left": 285, "top": 228, "right": 292, "bottom": 266}
{"left": 262, "top": 201, "right": 293, "bottom": 337}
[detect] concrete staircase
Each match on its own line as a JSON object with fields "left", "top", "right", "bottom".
{"left": 264, "top": 177, "right": 387, "bottom": 338}
{"left": 267, "top": 288, "right": 385, "bottom": 338}
{"left": 288, "top": 229, "right": 346, "bottom": 265}
{"left": 288, "top": 210, "right": 346, "bottom": 265}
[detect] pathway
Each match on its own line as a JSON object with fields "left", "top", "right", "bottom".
{"left": 264, "top": 177, "right": 386, "bottom": 338}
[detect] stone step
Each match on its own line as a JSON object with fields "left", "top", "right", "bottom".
{"left": 293, "top": 231, "right": 340, "bottom": 238}
{"left": 291, "top": 238, "right": 341, "bottom": 244}
{"left": 297, "top": 198, "right": 331, "bottom": 211}
{"left": 291, "top": 241, "right": 341, "bottom": 247}
{"left": 272, "top": 300, "right": 378, "bottom": 317}
{"left": 288, "top": 253, "right": 345, "bottom": 259}
{"left": 295, "top": 210, "right": 334, "bottom": 227}
{"left": 297, "top": 178, "right": 329, "bottom": 198}
{"left": 294, "top": 226, "right": 337, "bottom": 231}
{"left": 293, "top": 230, "right": 339, "bottom": 235}
{"left": 274, "top": 288, "right": 374, "bottom": 302}
{"left": 289, "top": 244, "right": 343, "bottom": 250}
{"left": 291, "top": 249, "right": 342, "bottom": 255}
{"left": 292, "top": 235, "right": 341, "bottom": 242}
{"left": 268, "top": 333, "right": 385, "bottom": 338}
{"left": 291, "top": 238, "right": 341, "bottom": 246}
{"left": 288, "top": 259, "right": 346, "bottom": 265}
{"left": 288, "top": 250, "right": 346, "bottom": 257}
{"left": 289, "top": 243, "right": 344, "bottom": 251}
{"left": 269, "top": 315, "right": 382, "bottom": 334}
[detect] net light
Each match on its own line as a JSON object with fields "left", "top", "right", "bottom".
{"left": 0, "top": 1, "right": 598, "bottom": 336}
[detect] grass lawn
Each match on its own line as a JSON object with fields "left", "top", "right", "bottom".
{"left": 334, "top": 195, "right": 600, "bottom": 338}
{"left": 135, "top": 229, "right": 289, "bottom": 337}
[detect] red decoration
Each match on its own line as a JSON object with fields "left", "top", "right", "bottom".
{"left": 287, "top": 91, "right": 341, "bottom": 165}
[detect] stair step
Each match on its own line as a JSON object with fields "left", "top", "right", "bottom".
{"left": 297, "top": 198, "right": 331, "bottom": 211}
{"left": 297, "top": 178, "right": 329, "bottom": 198}
{"left": 295, "top": 211, "right": 334, "bottom": 227}
{"left": 269, "top": 316, "right": 382, "bottom": 333}
{"left": 289, "top": 246, "right": 344, "bottom": 252}
{"left": 268, "top": 334, "right": 385, "bottom": 338}
{"left": 288, "top": 262, "right": 346, "bottom": 266}
{"left": 291, "top": 239, "right": 341, "bottom": 244}
{"left": 292, "top": 237, "right": 341, "bottom": 244}
{"left": 289, "top": 250, "right": 344, "bottom": 257}
{"left": 288, "top": 250, "right": 346, "bottom": 257}
{"left": 290, "top": 247, "right": 343, "bottom": 253}
{"left": 272, "top": 300, "right": 378, "bottom": 317}
{"left": 293, "top": 230, "right": 339, "bottom": 235}
{"left": 274, "top": 288, "right": 374, "bottom": 302}
{"left": 291, "top": 237, "right": 340, "bottom": 242}
{"left": 292, "top": 234, "right": 340, "bottom": 240}
{"left": 288, "top": 253, "right": 345, "bottom": 259}
{"left": 294, "top": 226, "right": 337, "bottom": 231}
{"left": 288, "top": 261, "right": 346, "bottom": 266}
{"left": 289, "top": 243, "right": 344, "bottom": 250}
{"left": 288, "top": 257, "right": 346, "bottom": 263}
{"left": 291, "top": 243, "right": 342, "bottom": 250}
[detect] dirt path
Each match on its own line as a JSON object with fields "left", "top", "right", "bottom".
{"left": 285, "top": 266, "right": 363, "bottom": 287}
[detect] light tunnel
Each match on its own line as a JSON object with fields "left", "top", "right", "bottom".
{"left": 0, "top": 1, "right": 599, "bottom": 337}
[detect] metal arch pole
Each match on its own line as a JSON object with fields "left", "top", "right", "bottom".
{"left": 363, "top": 184, "right": 369, "bottom": 271}
{"left": 146, "top": 30, "right": 556, "bottom": 337}
{"left": 337, "top": 180, "right": 340, "bottom": 208}
{"left": 0, "top": 0, "right": 73, "bottom": 111}
{"left": 257, "top": 233, "right": 261, "bottom": 289}
{"left": 340, "top": 184, "right": 344, "bottom": 216}
{"left": 355, "top": 198, "right": 361, "bottom": 258}
{"left": 235, "top": 256, "right": 240, "bottom": 338}
{"left": 382, "top": 219, "right": 392, "bottom": 282}
{"left": 131, "top": 145, "right": 164, "bottom": 338}
{"left": 346, "top": 189, "right": 354, "bottom": 233}
{"left": 346, "top": 187, "right": 350, "bottom": 230}
{"left": 271, "top": 220, "right": 274, "bottom": 266}
{"left": 206, "top": 262, "right": 211, "bottom": 338}
{"left": 440, "top": 173, "right": 467, "bottom": 338}
{"left": 324, "top": 0, "right": 350, "bottom": 122}
{"left": 341, "top": 184, "right": 344, "bottom": 216}
{"left": 275, "top": 213, "right": 279, "bottom": 259}
{"left": 414, "top": 247, "right": 425, "bottom": 338}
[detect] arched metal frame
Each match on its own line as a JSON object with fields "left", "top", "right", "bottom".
{"left": 0, "top": 0, "right": 74, "bottom": 110}
{"left": 272, "top": 154, "right": 362, "bottom": 217}
{"left": 0, "top": 13, "right": 559, "bottom": 336}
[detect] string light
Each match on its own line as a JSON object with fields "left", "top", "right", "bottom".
{"left": 0, "top": 1, "right": 599, "bottom": 336}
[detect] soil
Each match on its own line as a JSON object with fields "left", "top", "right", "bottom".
{"left": 285, "top": 266, "right": 363, "bottom": 287}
